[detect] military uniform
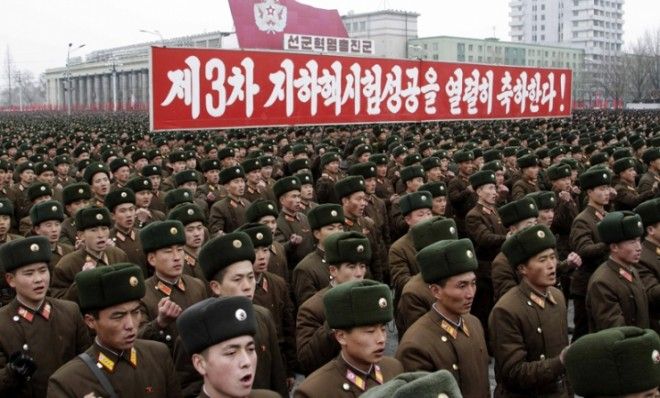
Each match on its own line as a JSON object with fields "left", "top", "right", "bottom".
{"left": 344, "top": 215, "right": 384, "bottom": 282}
{"left": 447, "top": 173, "right": 477, "bottom": 237}
{"left": 587, "top": 258, "right": 650, "bottom": 331}
{"left": 49, "top": 242, "right": 74, "bottom": 275}
{"left": 295, "top": 286, "right": 338, "bottom": 375}
{"left": 110, "top": 227, "right": 148, "bottom": 276}
{"left": 550, "top": 189, "right": 579, "bottom": 260}
{"left": 48, "top": 339, "right": 182, "bottom": 398}
{"left": 638, "top": 238, "right": 660, "bottom": 332}
{"left": 395, "top": 274, "right": 434, "bottom": 337}
{"left": 315, "top": 173, "right": 339, "bottom": 204}
{"left": 208, "top": 195, "right": 251, "bottom": 234}
{"left": 511, "top": 177, "right": 539, "bottom": 200}
{"left": 637, "top": 169, "right": 660, "bottom": 194}
{"left": 244, "top": 184, "right": 265, "bottom": 204}
{"left": 182, "top": 247, "right": 208, "bottom": 283}
{"left": 0, "top": 298, "right": 91, "bottom": 398}
{"left": 268, "top": 241, "right": 289, "bottom": 282}
{"left": 50, "top": 247, "right": 129, "bottom": 300}
{"left": 614, "top": 180, "right": 655, "bottom": 211}
{"left": 275, "top": 210, "right": 314, "bottom": 267}
{"left": 490, "top": 283, "right": 571, "bottom": 397}
{"left": 138, "top": 274, "right": 208, "bottom": 349}
{"left": 292, "top": 248, "right": 330, "bottom": 306}
{"left": 59, "top": 217, "right": 76, "bottom": 246}
{"left": 396, "top": 309, "right": 490, "bottom": 398}
{"left": 492, "top": 251, "right": 518, "bottom": 303}
{"left": 0, "top": 234, "right": 24, "bottom": 307}
{"left": 294, "top": 356, "right": 403, "bottom": 398}
{"left": 388, "top": 232, "right": 418, "bottom": 306}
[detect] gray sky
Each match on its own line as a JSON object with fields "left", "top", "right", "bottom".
{"left": 2, "top": 0, "right": 658, "bottom": 78}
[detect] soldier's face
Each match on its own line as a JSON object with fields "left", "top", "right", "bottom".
{"left": 38, "top": 171, "right": 55, "bottom": 186}
{"left": 205, "top": 170, "right": 220, "bottom": 185}
{"left": 313, "top": 223, "right": 344, "bottom": 245}
{"left": 260, "top": 166, "right": 273, "bottom": 180}
{"left": 182, "top": 181, "right": 198, "bottom": 194}
{"left": 113, "top": 166, "right": 130, "bottom": 184}
{"left": 458, "top": 161, "right": 474, "bottom": 175}
{"left": 519, "top": 248, "right": 557, "bottom": 290}
{"left": 376, "top": 164, "right": 387, "bottom": 177}
{"left": 432, "top": 197, "right": 447, "bottom": 216}
{"left": 258, "top": 216, "right": 277, "bottom": 235}
{"left": 35, "top": 220, "right": 62, "bottom": 244}
{"left": 335, "top": 324, "right": 387, "bottom": 370}
{"left": 611, "top": 238, "right": 642, "bottom": 265}
{"left": 405, "top": 208, "right": 433, "bottom": 227}
{"left": 363, "top": 177, "right": 376, "bottom": 195}
{"left": 426, "top": 167, "right": 442, "bottom": 182}
{"left": 431, "top": 272, "right": 477, "bottom": 317}
{"left": 148, "top": 175, "right": 162, "bottom": 190}
{"left": 226, "top": 178, "right": 245, "bottom": 197}
{"left": 171, "top": 161, "right": 186, "bottom": 173}
{"left": 537, "top": 209, "right": 555, "bottom": 227}
{"left": 552, "top": 176, "right": 571, "bottom": 192}
{"left": 325, "top": 160, "right": 339, "bottom": 174}
{"left": 329, "top": 262, "right": 366, "bottom": 284}
{"left": 81, "top": 226, "right": 110, "bottom": 252}
{"left": 56, "top": 163, "right": 70, "bottom": 176}
{"left": 0, "top": 215, "right": 11, "bottom": 236}
{"left": 91, "top": 173, "right": 110, "bottom": 196}
{"left": 246, "top": 170, "right": 261, "bottom": 186}
{"left": 300, "top": 184, "right": 314, "bottom": 201}
{"left": 343, "top": 192, "right": 367, "bottom": 218}
{"left": 113, "top": 203, "right": 135, "bottom": 230}
{"left": 211, "top": 261, "right": 256, "bottom": 300}
{"left": 6, "top": 263, "right": 49, "bottom": 306}
{"left": 193, "top": 336, "right": 257, "bottom": 398}
{"left": 185, "top": 222, "right": 205, "bottom": 249}
{"left": 253, "top": 247, "right": 270, "bottom": 274}
{"left": 20, "top": 170, "right": 35, "bottom": 184}
{"left": 406, "top": 177, "right": 425, "bottom": 194}
{"left": 477, "top": 184, "right": 498, "bottom": 206}
{"left": 148, "top": 245, "right": 184, "bottom": 280}
{"left": 280, "top": 190, "right": 301, "bottom": 213}
{"left": 87, "top": 301, "right": 141, "bottom": 351}
{"left": 135, "top": 190, "right": 153, "bottom": 207}
{"left": 588, "top": 186, "right": 611, "bottom": 206}
{"left": 621, "top": 167, "right": 637, "bottom": 183}
{"left": 523, "top": 165, "right": 540, "bottom": 180}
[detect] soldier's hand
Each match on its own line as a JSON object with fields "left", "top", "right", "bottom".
{"left": 8, "top": 351, "right": 37, "bottom": 381}
{"left": 559, "top": 191, "right": 572, "bottom": 202}
{"left": 135, "top": 208, "right": 151, "bottom": 222}
{"left": 571, "top": 186, "right": 581, "bottom": 195}
{"left": 467, "top": 184, "right": 474, "bottom": 192}
{"left": 289, "top": 234, "right": 303, "bottom": 245}
{"left": 389, "top": 194, "right": 399, "bottom": 203}
{"left": 446, "top": 170, "right": 455, "bottom": 178}
{"left": 498, "top": 184, "right": 509, "bottom": 193}
{"left": 75, "top": 238, "right": 85, "bottom": 250}
{"left": 105, "top": 238, "right": 115, "bottom": 247}
{"left": 653, "top": 181, "right": 659, "bottom": 192}
{"left": 567, "top": 252, "right": 582, "bottom": 268}
{"left": 156, "top": 297, "right": 182, "bottom": 329}
{"left": 206, "top": 192, "right": 216, "bottom": 202}
{"left": 609, "top": 187, "right": 617, "bottom": 199}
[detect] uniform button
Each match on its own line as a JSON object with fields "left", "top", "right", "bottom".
{"left": 441, "top": 336, "right": 448, "bottom": 342}
{"left": 438, "top": 394, "right": 449, "bottom": 398}
{"left": 527, "top": 301, "right": 533, "bottom": 306}
{"left": 22, "top": 344, "right": 29, "bottom": 351}
{"left": 452, "top": 364, "right": 459, "bottom": 370}
{"left": 165, "top": 335, "right": 172, "bottom": 342}
{"left": 159, "top": 330, "right": 164, "bottom": 335}
{"left": 342, "top": 383, "right": 350, "bottom": 391}
{"left": 13, "top": 315, "right": 19, "bottom": 322}
{"left": 540, "top": 354, "right": 546, "bottom": 360}
{"left": 537, "top": 327, "right": 542, "bottom": 333}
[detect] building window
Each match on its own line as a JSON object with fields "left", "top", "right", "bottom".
{"left": 433, "top": 54, "right": 439, "bottom": 60}
{"left": 478, "top": 56, "right": 483, "bottom": 62}
{"left": 360, "top": 21, "right": 366, "bottom": 31}
{"left": 468, "top": 44, "right": 473, "bottom": 51}
{"left": 433, "top": 43, "right": 438, "bottom": 51}
{"left": 468, "top": 55, "right": 474, "bottom": 61}
{"left": 353, "top": 22, "right": 358, "bottom": 31}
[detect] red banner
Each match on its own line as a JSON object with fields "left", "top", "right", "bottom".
{"left": 150, "top": 47, "right": 573, "bottom": 131}
{"left": 228, "top": 0, "right": 348, "bottom": 50}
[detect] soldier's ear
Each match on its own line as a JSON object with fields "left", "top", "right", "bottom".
{"left": 191, "top": 353, "right": 207, "bottom": 376}
{"left": 334, "top": 329, "right": 347, "bottom": 347}
{"left": 209, "top": 280, "right": 222, "bottom": 297}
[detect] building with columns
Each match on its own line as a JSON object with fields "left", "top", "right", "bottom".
{"left": 44, "top": 31, "right": 233, "bottom": 111}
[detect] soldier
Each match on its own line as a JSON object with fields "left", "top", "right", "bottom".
{"left": 176, "top": 296, "right": 279, "bottom": 398}
{"left": 547, "top": 163, "right": 579, "bottom": 261}
{"left": 50, "top": 207, "right": 129, "bottom": 301}
{"left": 335, "top": 175, "right": 386, "bottom": 282}
{"left": 296, "top": 231, "right": 369, "bottom": 375}
{"left": 242, "top": 158, "right": 265, "bottom": 204}
{"left": 0, "top": 236, "right": 90, "bottom": 397}
{"left": 569, "top": 167, "right": 612, "bottom": 340}
{"left": 208, "top": 166, "right": 251, "bottom": 235}
{"left": 195, "top": 232, "right": 288, "bottom": 396}
{"left": 638, "top": 147, "right": 660, "bottom": 194}
{"left": 587, "top": 211, "right": 650, "bottom": 331}
{"left": 297, "top": 173, "right": 318, "bottom": 215}
{"left": 48, "top": 263, "right": 182, "bottom": 397}
{"left": 511, "top": 154, "right": 541, "bottom": 200}
{"left": 168, "top": 203, "right": 209, "bottom": 283}
{"left": 273, "top": 176, "right": 315, "bottom": 267}
{"left": 389, "top": 165, "right": 426, "bottom": 240}
{"left": 635, "top": 198, "right": 660, "bottom": 333}
{"left": 292, "top": 203, "right": 344, "bottom": 306}
{"left": 106, "top": 188, "right": 148, "bottom": 276}
{"left": 142, "top": 164, "right": 168, "bottom": 213}
{"left": 295, "top": 280, "right": 403, "bottom": 397}
{"left": 83, "top": 162, "right": 111, "bottom": 207}
{"left": 7, "top": 161, "right": 35, "bottom": 221}
{"left": 236, "top": 222, "right": 297, "bottom": 384}
{"left": 396, "top": 217, "right": 458, "bottom": 337}
{"left": 447, "top": 149, "right": 477, "bottom": 238}
{"left": 60, "top": 182, "right": 92, "bottom": 246}
{"left": 389, "top": 191, "right": 433, "bottom": 306}
{"left": 370, "top": 154, "right": 395, "bottom": 206}
{"left": 465, "top": 169, "right": 508, "bottom": 335}
{"left": 490, "top": 225, "right": 571, "bottom": 396}
{"left": 173, "top": 170, "right": 209, "bottom": 217}
{"left": 419, "top": 181, "right": 448, "bottom": 216}
{"left": 162, "top": 151, "right": 187, "bottom": 192}
{"left": 245, "top": 199, "right": 289, "bottom": 281}
{"left": 109, "top": 157, "right": 131, "bottom": 189}
{"left": 565, "top": 327, "right": 660, "bottom": 398}
{"left": 17, "top": 182, "right": 53, "bottom": 235}
{"left": 127, "top": 176, "right": 167, "bottom": 228}
{"left": 315, "top": 152, "right": 342, "bottom": 204}
{"left": 482, "top": 160, "right": 510, "bottom": 206}
{"left": 614, "top": 157, "right": 657, "bottom": 211}
{"left": 198, "top": 159, "right": 225, "bottom": 207}
{"left": 54, "top": 155, "right": 74, "bottom": 188}
{"left": 396, "top": 239, "right": 490, "bottom": 397}
{"left": 138, "top": 220, "right": 208, "bottom": 350}
{"left": 29, "top": 200, "right": 74, "bottom": 274}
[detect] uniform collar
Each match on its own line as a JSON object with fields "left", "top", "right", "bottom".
{"left": 431, "top": 303, "right": 469, "bottom": 339}
{"left": 607, "top": 257, "right": 636, "bottom": 283}
{"left": 338, "top": 353, "right": 384, "bottom": 391}
{"left": 155, "top": 275, "right": 186, "bottom": 296}
{"left": 14, "top": 298, "right": 51, "bottom": 322}
{"left": 94, "top": 338, "right": 138, "bottom": 372}
{"left": 85, "top": 250, "right": 109, "bottom": 266}
{"left": 519, "top": 281, "right": 557, "bottom": 309}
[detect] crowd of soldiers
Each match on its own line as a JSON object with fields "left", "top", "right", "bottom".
{"left": 0, "top": 109, "right": 659, "bottom": 397}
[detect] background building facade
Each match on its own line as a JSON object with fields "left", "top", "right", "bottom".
{"left": 342, "top": 10, "right": 420, "bottom": 59}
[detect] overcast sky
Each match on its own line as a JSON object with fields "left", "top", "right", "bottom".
{"left": 2, "top": 0, "right": 658, "bottom": 79}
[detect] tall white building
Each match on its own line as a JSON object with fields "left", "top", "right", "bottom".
{"left": 509, "top": 0, "right": 624, "bottom": 100}
{"left": 342, "top": 10, "right": 419, "bottom": 59}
